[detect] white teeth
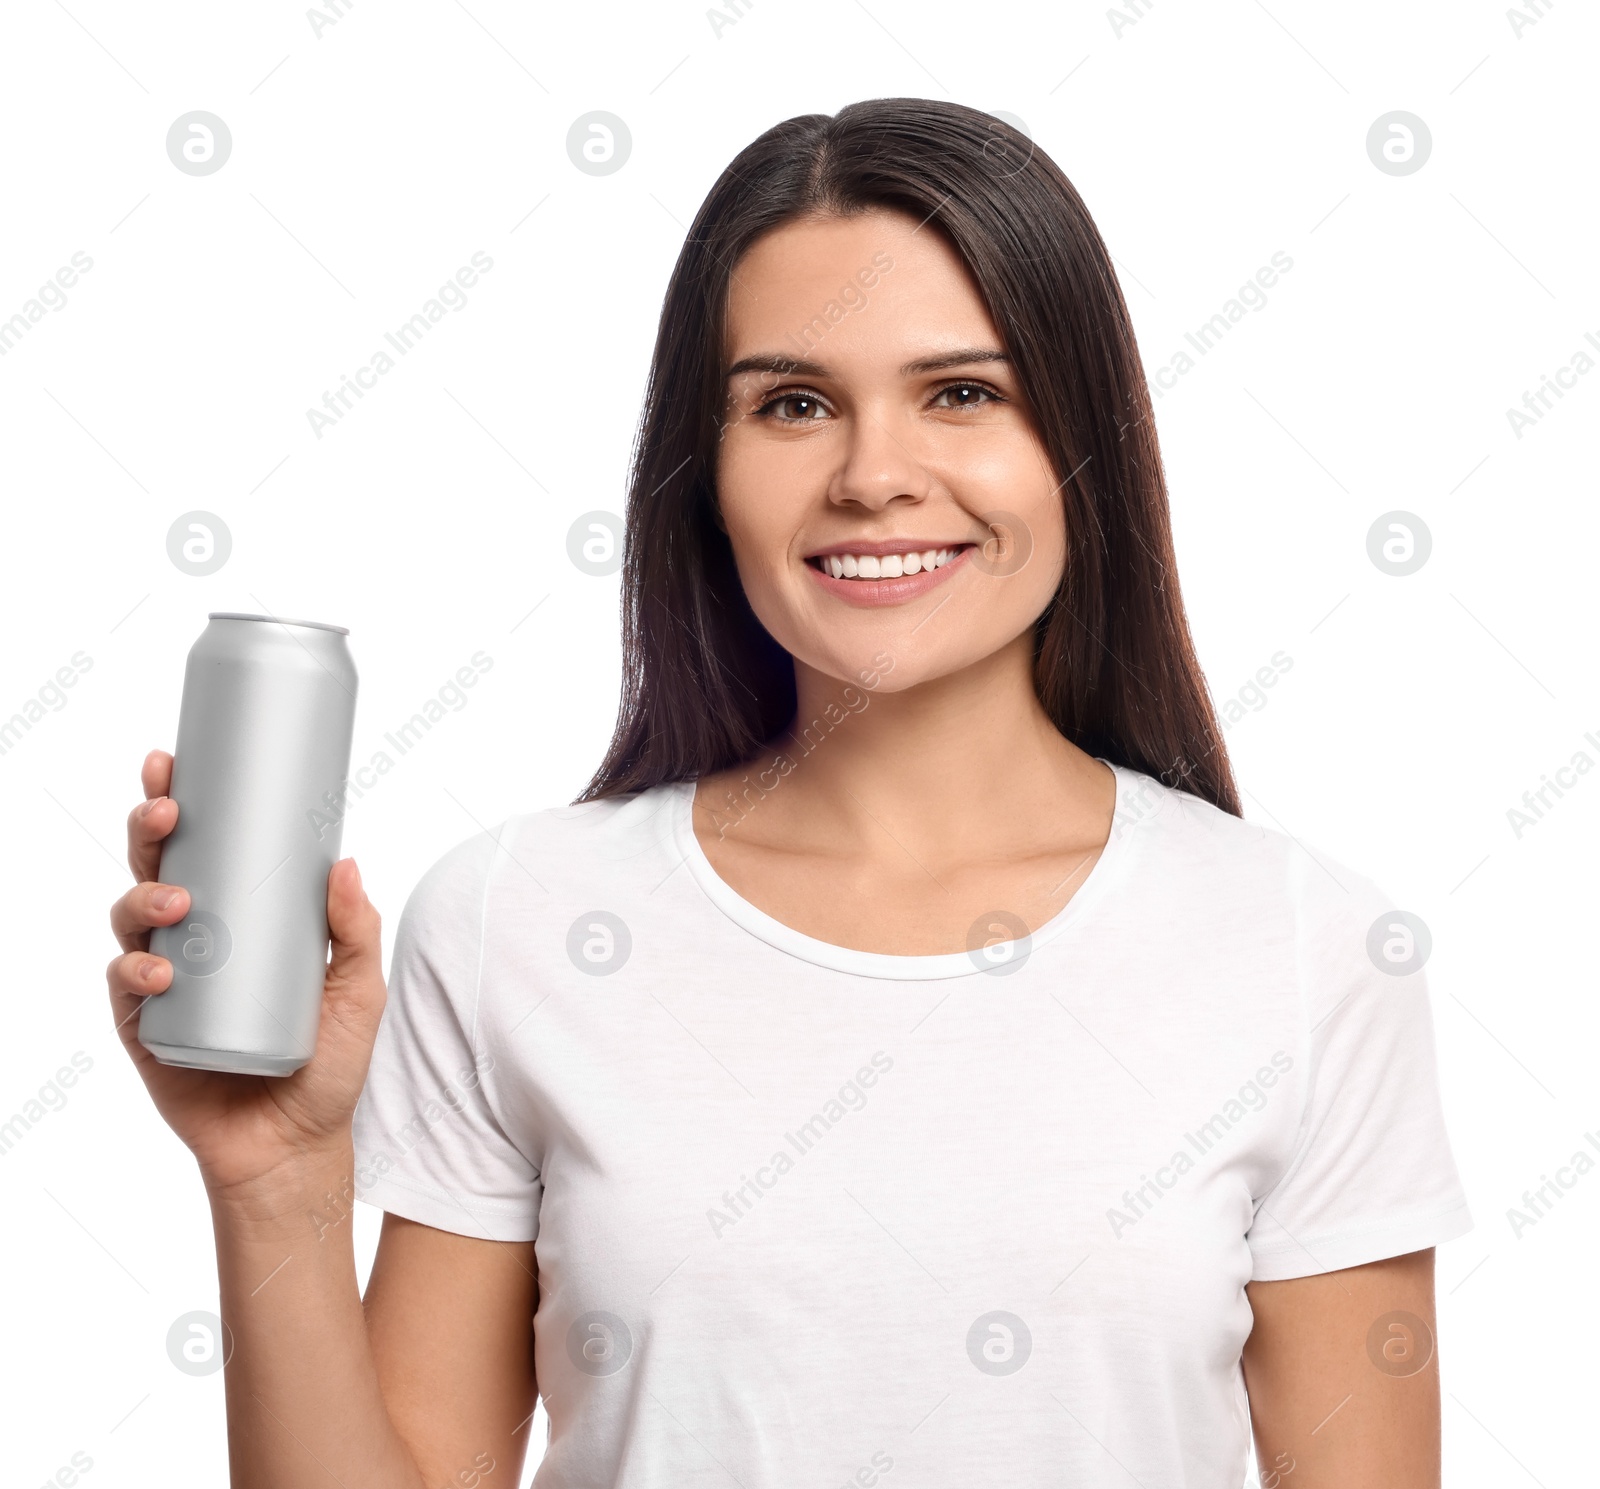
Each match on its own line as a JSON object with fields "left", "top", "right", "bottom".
{"left": 818, "top": 545, "right": 964, "bottom": 580}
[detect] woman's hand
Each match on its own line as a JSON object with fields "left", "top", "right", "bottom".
{"left": 107, "top": 748, "right": 388, "bottom": 1198}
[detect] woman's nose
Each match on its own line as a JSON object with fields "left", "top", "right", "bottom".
{"left": 825, "top": 406, "right": 934, "bottom": 512}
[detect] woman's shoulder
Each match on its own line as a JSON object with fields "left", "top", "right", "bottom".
{"left": 399, "top": 781, "right": 690, "bottom": 925}
{"left": 1113, "top": 764, "right": 1402, "bottom": 938}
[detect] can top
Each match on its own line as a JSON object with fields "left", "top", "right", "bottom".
{"left": 208, "top": 611, "right": 350, "bottom": 636}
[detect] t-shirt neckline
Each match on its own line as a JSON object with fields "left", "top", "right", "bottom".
{"left": 669, "top": 760, "right": 1144, "bottom": 980}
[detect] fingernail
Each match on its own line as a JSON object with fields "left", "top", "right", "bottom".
{"left": 151, "top": 887, "right": 178, "bottom": 910}
{"left": 139, "top": 797, "right": 164, "bottom": 819}
{"left": 138, "top": 958, "right": 160, "bottom": 983}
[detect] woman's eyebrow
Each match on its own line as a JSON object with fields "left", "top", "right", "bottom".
{"left": 724, "top": 347, "right": 1010, "bottom": 381}
{"left": 725, "top": 352, "right": 825, "bottom": 380}
{"left": 900, "top": 348, "right": 1009, "bottom": 375}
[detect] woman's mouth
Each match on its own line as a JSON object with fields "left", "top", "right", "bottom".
{"left": 806, "top": 546, "right": 968, "bottom": 580}
{"left": 803, "top": 542, "right": 975, "bottom": 607}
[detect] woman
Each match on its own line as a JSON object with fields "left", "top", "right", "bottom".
{"left": 108, "top": 98, "right": 1472, "bottom": 1487}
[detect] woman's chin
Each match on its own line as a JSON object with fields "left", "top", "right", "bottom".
{"left": 791, "top": 639, "right": 1000, "bottom": 700}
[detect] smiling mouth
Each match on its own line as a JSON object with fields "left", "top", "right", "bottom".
{"left": 805, "top": 544, "right": 973, "bottom": 580}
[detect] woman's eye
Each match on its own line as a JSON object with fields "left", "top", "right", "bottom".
{"left": 759, "top": 393, "right": 829, "bottom": 422}
{"left": 933, "top": 383, "right": 999, "bottom": 409}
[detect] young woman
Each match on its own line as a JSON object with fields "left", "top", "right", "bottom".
{"left": 108, "top": 98, "right": 1472, "bottom": 1487}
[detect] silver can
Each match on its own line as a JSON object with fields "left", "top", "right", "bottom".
{"left": 140, "top": 613, "right": 359, "bottom": 1076}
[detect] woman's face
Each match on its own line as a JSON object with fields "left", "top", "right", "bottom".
{"left": 715, "top": 207, "right": 1068, "bottom": 694}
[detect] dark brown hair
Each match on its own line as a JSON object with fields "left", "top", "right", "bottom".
{"left": 579, "top": 96, "right": 1240, "bottom": 816}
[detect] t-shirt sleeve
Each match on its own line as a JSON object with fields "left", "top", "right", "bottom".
{"left": 350, "top": 828, "right": 542, "bottom": 1243}
{"left": 1245, "top": 862, "right": 1474, "bottom": 1281}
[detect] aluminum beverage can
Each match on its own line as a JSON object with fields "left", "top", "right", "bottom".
{"left": 140, "top": 613, "right": 358, "bottom": 1076}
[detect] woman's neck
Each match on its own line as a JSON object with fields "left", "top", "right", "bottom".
{"left": 705, "top": 632, "right": 1114, "bottom": 865}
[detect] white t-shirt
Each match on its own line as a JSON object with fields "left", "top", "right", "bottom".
{"left": 351, "top": 762, "right": 1473, "bottom": 1486}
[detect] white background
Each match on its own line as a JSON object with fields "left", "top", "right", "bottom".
{"left": 1, "top": 0, "right": 1594, "bottom": 1483}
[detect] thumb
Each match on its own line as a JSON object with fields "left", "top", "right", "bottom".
{"left": 326, "top": 857, "right": 383, "bottom": 995}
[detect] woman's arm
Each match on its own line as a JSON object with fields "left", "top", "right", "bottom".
{"left": 364, "top": 1214, "right": 539, "bottom": 1485}
{"left": 1242, "top": 1248, "right": 1441, "bottom": 1487}
{"left": 110, "top": 750, "right": 537, "bottom": 1486}
{"left": 209, "top": 1146, "right": 423, "bottom": 1488}
{"left": 210, "top": 1154, "right": 538, "bottom": 1489}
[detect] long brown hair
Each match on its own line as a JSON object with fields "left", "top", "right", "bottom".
{"left": 578, "top": 97, "right": 1240, "bottom": 816}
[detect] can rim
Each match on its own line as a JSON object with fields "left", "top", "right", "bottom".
{"left": 208, "top": 611, "right": 350, "bottom": 636}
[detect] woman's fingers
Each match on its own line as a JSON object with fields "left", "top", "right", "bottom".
{"left": 126, "top": 795, "right": 178, "bottom": 885}
{"left": 316, "top": 859, "right": 387, "bottom": 1070}
{"left": 106, "top": 949, "right": 173, "bottom": 1049}
{"left": 326, "top": 859, "right": 383, "bottom": 994}
{"left": 141, "top": 748, "right": 173, "bottom": 800}
{"left": 127, "top": 752, "right": 176, "bottom": 883}
{"left": 110, "top": 754, "right": 180, "bottom": 1056}
{"left": 110, "top": 881, "right": 191, "bottom": 953}
{"left": 126, "top": 793, "right": 178, "bottom": 884}
{"left": 107, "top": 948, "right": 173, "bottom": 999}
